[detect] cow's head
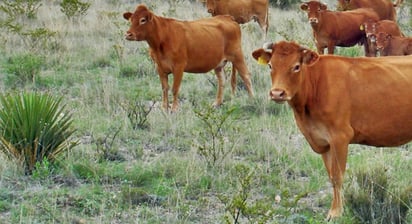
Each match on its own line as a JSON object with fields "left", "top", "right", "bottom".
{"left": 123, "top": 4, "right": 153, "bottom": 41}
{"left": 300, "top": 1, "right": 328, "bottom": 25}
{"left": 376, "top": 32, "right": 392, "bottom": 51}
{"left": 252, "top": 41, "right": 319, "bottom": 103}
{"left": 205, "top": 0, "right": 218, "bottom": 15}
{"left": 361, "top": 20, "right": 378, "bottom": 43}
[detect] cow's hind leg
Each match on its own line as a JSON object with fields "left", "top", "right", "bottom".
{"left": 232, "top": 58, "right": 253, "bottom": 97}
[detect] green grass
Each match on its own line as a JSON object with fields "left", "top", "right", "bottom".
{"left": 0, "top": 0, "right": 411, "bottom": 223}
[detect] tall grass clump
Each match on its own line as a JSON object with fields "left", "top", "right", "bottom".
{"left": 345, "top": 164, "right": 412, "bottom": 223}
{"left": 0, "top": 92, "right": 77, "bottom": 174}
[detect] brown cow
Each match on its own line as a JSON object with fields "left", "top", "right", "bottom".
{"left": 123, "top": 4, "right": 253, "bottom": 112}
{"left": 205, "top": 0, "right": 269, "bottom": 39}
{"left": 300, "top": 1, "right": 379, "bottom": 55}
{"left": 337, "top": 0, "right": 403, "bottom": 21}
{"left": 252, "top": 41, "right": 412, "bottom": 220}
{"left": 361, "top": 19, "right": 403, "bottom": 56}
{"left": 376, "top": 32, "right": 412, "bottom": 56}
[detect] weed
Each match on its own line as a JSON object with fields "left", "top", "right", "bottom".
{"left": 4, "top": 53, "right": 44, "bottom": 86}
{"left": 193, "top": 105, "right": 241, "bottom": 168}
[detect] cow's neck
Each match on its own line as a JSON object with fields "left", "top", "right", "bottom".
{"left": 289, "top": 67, "right": 319, "bottom": 117}
{"left": 145, "top": 16, "right": 170, "bottom": 53}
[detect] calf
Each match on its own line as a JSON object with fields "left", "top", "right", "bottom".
{"left": 300, "top": 1, "right": 379, "bottom": 55}
{"left": 376, "top": 32, "right": 412, "bottom": 56}
{"left": 205, "top": 0, "right": 269, "bottom": 39}
{"left": 252, "top": 41, "right": 412, "bottom": 220}
{"left": 123, "top": 4, "right": 253, "bottom": 112}
{"left": 361, "top": 19, "right": 403, "bottom": 56}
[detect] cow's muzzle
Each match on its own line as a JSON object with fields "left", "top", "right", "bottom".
{"left": 309, "top": 18, "right": 318, "bottom": 24}
{"left": 125, "top": 32, "right": 135, "bottom": 41}
{"left": 270, "top": 89, "right": 290, "bottom": 103}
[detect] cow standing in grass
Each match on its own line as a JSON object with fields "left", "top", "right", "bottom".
{"left": 123, "top": 4, "right": 253, "bottom": 112}
{"left": 252, "top": 41, "right": 412, "bottom": 220}
{"left": 300, "top": 1, "right": 379, "bottom": 55}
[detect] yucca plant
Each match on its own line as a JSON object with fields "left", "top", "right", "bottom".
{"left": 0, "top": 92, "right": 77, "bottom": 175}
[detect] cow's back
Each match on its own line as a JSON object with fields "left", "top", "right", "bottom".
{"left": 170, "top": 15, "right": 242, "bottom": 73}
{"left": 337, "top": 0, "right": 396, "bottom": 20}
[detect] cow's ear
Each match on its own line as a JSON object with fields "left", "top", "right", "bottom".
{"left": 252, "top": 49, "right": 271, "bottom": 65}
{"left": 302, "top": 49, "right": 319, "bottom": 66}
{"left": 123, "top": 12, "right": 132, "bottom": 21}
{"left": 300, "top": 3, "right": 308, "bottom": 11}
{"left": 320, "top": 3, "right": 328, "bottom": 10}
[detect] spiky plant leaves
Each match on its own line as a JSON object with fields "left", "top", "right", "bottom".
{"left": 0, "top": 92, "right": 77, "bottom": 174}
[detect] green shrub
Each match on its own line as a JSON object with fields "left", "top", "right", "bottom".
{"left": 0, "top": 0, "right": 42, "bottom": 20}
{"left": 4, "top": 53, "right": 44, "bottom": 86}
{"left": 270, "top": 0, "right": 301, "bottom": 9}
{"left": 60, "top": 0, "right": 91, "bottom": 20}
{"left": 0, "top": 92, "right": 78, "bottom": 174}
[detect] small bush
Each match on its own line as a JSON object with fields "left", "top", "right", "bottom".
{"left": 0, "top": 92, "right": 78, "bottom": 174}
{"left": 4, "top": 53, "right": 44, "bottom": 86}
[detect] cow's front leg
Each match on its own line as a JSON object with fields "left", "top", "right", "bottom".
{"left": 158, "top": 72, "right": 169, "bottom": 111}
{"left": 327, "top": 42, "right": 335, "bottom": 54}
{"left": 171, "top": 69, "right": 184, "bottom": 112}
{"left": 321, "top": 140, "right": 349, "bottom": 221}
{"left": 213, "top": 67, "right": 225, "bottom": 107}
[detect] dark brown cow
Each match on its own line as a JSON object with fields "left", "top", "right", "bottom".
{"left": 300, "top": 1, "right": 379, "bottom": 55}
{"left": 376, "top": 32, "right": 412, "bottom": 56}
{"left": 123, "top": 4, "right": 253, "bottom": 112}
{"left": 205, "top": 0, "right": 269, "bottom": 38}
{"left": 361, "top": 19, "right": 403, "bottom": 57}
{"left": 337, "top": 0, "right": 403, "bottom": 21}
{"left": 252, "top": 41, "right": 412, "bottom": 220}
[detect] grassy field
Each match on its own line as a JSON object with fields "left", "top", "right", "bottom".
{"left": 0, "top": 0, "right": 411, "bottom": 223}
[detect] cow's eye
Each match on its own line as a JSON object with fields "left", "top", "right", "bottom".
{"left": 292, "top": 64, "right": 300, "bottom": 72}
{"left": 140, "top": 17, "right": 147, "bottom": 24}
{"left": 268, "top": 63, "right": 272, "bottom": 69}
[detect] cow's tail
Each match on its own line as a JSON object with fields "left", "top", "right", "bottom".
{"left": 230, "top": 64, "right": 237, "bottom": 96}
{"left": 393, "top": 0, "right": 403, "bottom": 7}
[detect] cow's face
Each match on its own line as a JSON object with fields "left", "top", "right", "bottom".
{"left": 300, "top": 1, "right": 328, "bottom": 25}
{"left": 252, "top": 41, "right": 319, "bottom": 103}
{"left": 376, "top": 32, "right": 391, "bottom": 51}
{"left": 206, "top": 0, "right": 217, "bottom": 15}
{"left": 362, "top": 21, "right": 377, "bottom": 43}
{"left": 123, "top": 4, "right": 153, "bottom": 41}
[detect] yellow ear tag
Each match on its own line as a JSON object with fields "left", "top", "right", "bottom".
{"left": 257, "top": 56, "right": 268, "bottom": 65}
{"left": 359, "top": 25, "right": 364, "bottom": 31}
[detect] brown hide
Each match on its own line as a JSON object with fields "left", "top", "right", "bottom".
{"left": 252, "top": 41, "right": 412, "bottom": 220}
{"left": 205, "top": 0, "right": 269, "bottom": 37}
{"left": 337, "top": 0, "right": 403, "bottom": 21}
{"left": 362, "top": 19, "right": 403, "bottom": 56}
{"left": 123, "top": 4, "right": 253, "bottom": 112}
{"left": 376, "top": 32, "right": 412, "bottom": 56}
{"left": 300, "top": 1, "right": 379, "bottom": 55}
